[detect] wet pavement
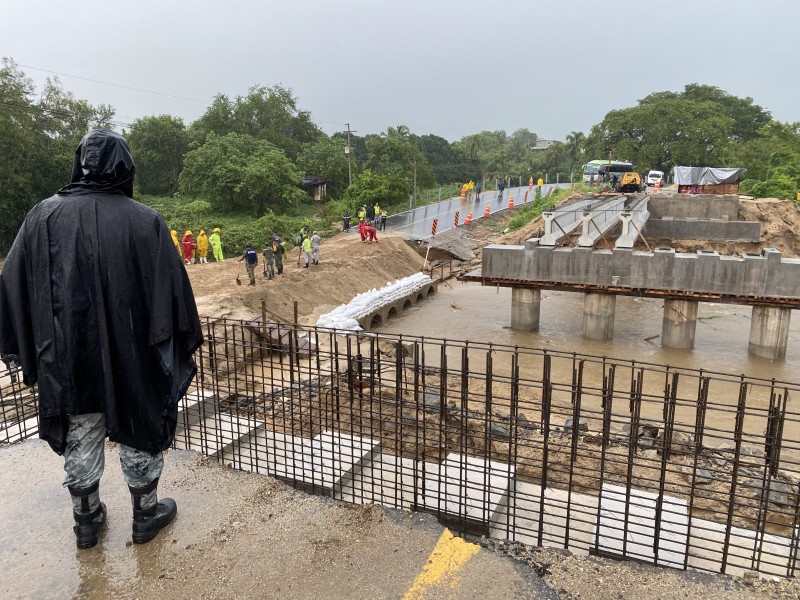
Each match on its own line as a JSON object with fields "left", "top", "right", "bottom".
{"left": 0, "top": 439, "right": 555, "bottom": 599}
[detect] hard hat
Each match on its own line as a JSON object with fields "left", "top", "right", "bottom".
{"left": 312, "top": 231, "right": 317, "bottom": 234}
{"left": 185, "top": 230, "right": 192, "bottom": 235}
{"left": 171, "top": 230, "right": 177, "bottom": 236}
{"left": 213, "top": 227, "right": 220, "bottom": 233}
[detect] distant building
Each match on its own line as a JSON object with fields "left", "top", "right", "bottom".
{"left": 532, "top": 139, "right": 555, "bottom": 151}
{"left": 301, "top": 174, "right": 327, "bottom": 203}
{"left": 674, "top": 167, "right": 746, "bottom": 195}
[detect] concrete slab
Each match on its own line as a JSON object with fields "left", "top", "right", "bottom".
{"left": 542, "top": 487, "right": 599, "bottom": 556}
{"left": 417, "top": 453, "right": 515, "bottom": 533}
{"left": 338, "top": 453, "right": 421, "bottom": 509}
{"left": 686, "top": 518, "right": 794, "bottom": 578}
{"left": 489, "top": 481, "right": 543, "bottom": 544}
{"left": 272, "top": 430, "right": 380, "bottom": 497}
{"left": 597, "top": 484, "right": 689, "bottom": 569}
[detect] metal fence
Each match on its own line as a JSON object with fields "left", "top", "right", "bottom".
{"left": 2, "top": 318, "right": 800, "bottom": 578}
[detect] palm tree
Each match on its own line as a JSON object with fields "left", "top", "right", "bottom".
{"left": 565, "top": 131, "right": 586, "bottom": 180}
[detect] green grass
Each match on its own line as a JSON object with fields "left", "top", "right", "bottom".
{"left": 506, "top": 185, "right": 592, "bottom": 231}
{"left": 137, "top": 195, "right": 337, "bottom": 256}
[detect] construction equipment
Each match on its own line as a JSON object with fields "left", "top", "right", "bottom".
{"left": 614, "top": 171, "right": 644, "bottom": 193}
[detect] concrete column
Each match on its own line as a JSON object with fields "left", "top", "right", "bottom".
{"left": 749, "top": 306, "right": 791, "bottom": 360}
{"left": 583, "top": 293, "right": 616, "bottom": 340}
{"left": 661, "top": 299, "right": 698, "bottom": 349}
{"left": 511, "top": 288, "right": 541, "bottom": 331}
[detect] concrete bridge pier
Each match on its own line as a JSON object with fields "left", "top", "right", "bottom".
{"left": 583, "top": 293, "right": 616, "bottom": 340}
{"left": 748, "top": 306, "right": 791, "bottom": 360}
{"left": 511, "top": 288, "right": 541, "bottom": 331}
{"left": 662, "top": 299, "right": 698, "bottom": 349}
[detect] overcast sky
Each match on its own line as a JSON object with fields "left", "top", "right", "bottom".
{"left": 2, "top": 0, "right": 798, "bottom": 142}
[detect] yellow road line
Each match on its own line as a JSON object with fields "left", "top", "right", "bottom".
{"left": 402, "top": 528, "right": 480, "bottom": 600}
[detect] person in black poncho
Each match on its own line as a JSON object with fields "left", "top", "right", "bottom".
{"left": 0, "top": 130, "right": 203, "bottom": 548}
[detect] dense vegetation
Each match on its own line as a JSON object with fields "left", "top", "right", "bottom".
{"left": 2, "top": 57, "right": 799, "bottom": 255}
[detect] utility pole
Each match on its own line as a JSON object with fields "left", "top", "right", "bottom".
{"left": 412, "top": 153, "right": 417, "bottom": 209}
{"left": 344, "top": 123, "right": 356, "bottom": 186}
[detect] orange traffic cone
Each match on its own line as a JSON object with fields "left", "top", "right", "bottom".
{"left": 483, "top": 204, "right": 491, "bottom": 218}
{"left": 464, "top": 212, "right": 473, "bottom": 225}
{"left": 654, "top": 180, "right": 661, "bottom": 193}
{"left": 508, "top": 195, "right": 514, "bottom": 210}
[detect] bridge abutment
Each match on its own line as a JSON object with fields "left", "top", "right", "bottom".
{"left": 511, "top": 288, "right": 541, "bottom": 331}
{"left": 662, "top": 299, "right": 699, "bottom": 349}
{"left": 583, "top": 293, "right": 616, "bottom": 340}
{"left": 748, "top": 306, "right": 791, "bottom": 360}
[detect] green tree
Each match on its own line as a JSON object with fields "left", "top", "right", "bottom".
{"left": 128, "top": 115, "right": 188, "bottom": 196}
{"left": 0, "top": 59, "right": 114, "bottom": 252}
{"left": 342, "top": 169, "right": 410, "bottom": 211}
{"left": 565, "top": 131, "right": 586, "bottom": 179}
{"left": 179, "top": 133, "right": 306, "bottom": 214}
{"left": 189, "top": 85, "right": 322, "bottom": 161}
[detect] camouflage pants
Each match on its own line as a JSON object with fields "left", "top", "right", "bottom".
{"left": 63, "top": 413, "right": 163, "bottom": 510}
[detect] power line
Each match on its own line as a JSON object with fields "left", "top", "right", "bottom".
{"left": 17, "top": 63, "right": 210, "bottom": 104}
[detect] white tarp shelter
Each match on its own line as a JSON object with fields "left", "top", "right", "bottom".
{"left": 674, "top": 166, "right": 746, "bottom": 186}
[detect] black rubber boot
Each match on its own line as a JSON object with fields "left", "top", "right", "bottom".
{"left": 129, "top": 478, "right": 177, "bottom": 544}
{"left": 69, "top": 481, "right": 107, "bottom": 549}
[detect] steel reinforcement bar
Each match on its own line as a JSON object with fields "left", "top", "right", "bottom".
{"left": 2, "top": 319, "right": 800, "bottom": 578}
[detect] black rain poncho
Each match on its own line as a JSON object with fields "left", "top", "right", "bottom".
{"left": 0, "top": 130, "right": 203, "bottom": 454}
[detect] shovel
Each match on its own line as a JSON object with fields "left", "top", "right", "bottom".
{"left": 235, "top": 261, "right": 242, "bottom": 285}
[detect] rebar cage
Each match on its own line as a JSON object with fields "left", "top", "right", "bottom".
{"left": 2, "top": 318, "right": 799, "bottom": 578}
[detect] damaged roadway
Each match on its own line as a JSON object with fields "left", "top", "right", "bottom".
{"left": 0, "top": 439, "right": 555, "bottom": 599}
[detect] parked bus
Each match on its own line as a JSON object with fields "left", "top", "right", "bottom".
{"left": 582, "top": 159, "right": 634, "bottom": 183}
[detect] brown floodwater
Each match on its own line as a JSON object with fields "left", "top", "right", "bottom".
{"left": 378, "top": 282, "right": 800, "bottom": 383}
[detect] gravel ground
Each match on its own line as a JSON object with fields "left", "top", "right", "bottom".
{"left": 479, "top": 538, "right": 800, "bottom": 599}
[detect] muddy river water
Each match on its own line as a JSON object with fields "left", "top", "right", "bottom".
{"left": 378, "top": 282, "right": 800, "bottom": 382}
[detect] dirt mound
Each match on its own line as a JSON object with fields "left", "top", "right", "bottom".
{"left": 188, "top": 232, "right": 425, "bottom": 322}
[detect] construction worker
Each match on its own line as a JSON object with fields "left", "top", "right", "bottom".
{"left": 170, "top": 230, "right": 182, "bottom": 259}
{"left": 196, "top": 229, "right": 209, "bottom": 264}
{"left": 310, "top": 231, "right": 321, "bottom": 265}
{"left": 262, "top": 240, "right": 275, "bottom": 279}
{"left": 274, "top": 237, "right": 285, "bottom": 274}
{"left": 357, "top": 205, "right": 367, "bottom": 223}
{"left": 379, "top": 208, "right": 388, "bottom": 231}
{"left": 363, "top": 223, "right": 378, "bottom": 243}
{"left": 537, "top": 178, "right": 544, "bottom": 187}
{"left": 181, "top": 230, "right": 194, "bottom": 264}
{"left": 237, "top": 242, "right": 258, "bottom": 285}
{"left": 301, "top": 235, "right": 312, "bottom": 268}
{"left": 342, "top": 210, "right": 351, "bottom": 233}
{"left": 209, "top": 228, "right": 224, "bottom": 262}
{"left": 358, "top": 218, "right": 367, "bottom": 242}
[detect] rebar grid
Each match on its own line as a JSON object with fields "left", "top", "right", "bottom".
{"left": 2, "top": 318, "right": 799, "bottom": 578}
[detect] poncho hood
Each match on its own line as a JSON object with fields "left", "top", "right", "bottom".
{"left": 58, "top": 129, "right": 136, "bottom": 197}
